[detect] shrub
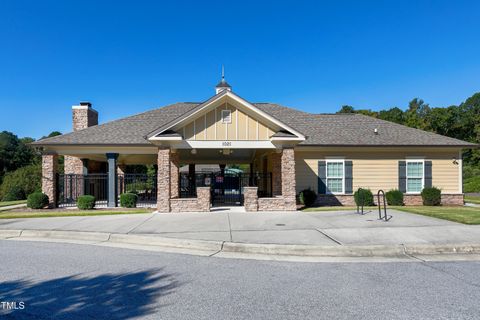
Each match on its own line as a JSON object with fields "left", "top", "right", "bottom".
{"left": 2, "top": 185, "right": 26, "bottom": 201}
{"left": 299, "top": 189, "right": 317, "bottom": 207}
{"left": 464, "top": 176, "right": 480, "bottom": 193}
{"left": 27, "top": 192, "right": 49, "bottom": 209}
{"left": 354, "top": 188, "right": 374, "bottom": 206}
{"left": 0, "top": 164, "right": 41, "bottom": 201}
{"left": 120, "top": 193, "right": 138, "bottom": 208}
{"left": 77, "top": 195, "right": 96, "bottom": 210}
{"left": 421, "top": 187, "right": 441, "bottom": 206}
{"left": 385, "top": 189, "right": 404, "bottom": 206}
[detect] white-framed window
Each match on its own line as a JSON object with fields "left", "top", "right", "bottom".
{"left": 326, "top": 160, "right": 345, "bottom": 194}
{"left": 406, "top": 160, "right": 424, "bottom": 193}
{"left": 221, "top": 110, "right": 232, "bottom": 124}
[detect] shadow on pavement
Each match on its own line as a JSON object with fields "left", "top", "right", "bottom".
{"left": 0, "top": 268, "right": 179, "bottom": 319}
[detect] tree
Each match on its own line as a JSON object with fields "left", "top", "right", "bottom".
{"left": 426, "top": 107, "right": 456, "bottom": 137}
{"left": 0, "top": 163, "right": 41, "bottom": 200}
{"left": 404, "top": 98, "right": 431, "bottom": 130}
{"left": 378, "top": 107, "right": 405, "bottom": 124}
{"left": 0, "top": 131, "right": 35, "bottom": 177}
{"left": 40, "top": 131, "right": 62, "bottom": 140}
{"left": 337, "top": 105, "right": 355, "bottom": 114}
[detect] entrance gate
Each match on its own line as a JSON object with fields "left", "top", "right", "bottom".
{"left": 211, "top": 172, "right": 242, "bottom": 206}
{"left": 179, "top": 172, "right": 273, "bottom": 207}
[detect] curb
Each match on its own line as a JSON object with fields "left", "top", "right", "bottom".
{"left": 1, "top": 229, "right": 480, "bottom": 258}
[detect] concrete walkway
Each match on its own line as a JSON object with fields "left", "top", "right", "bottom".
{"left": 0, "top": 208, "right": 479, "bottom": 247}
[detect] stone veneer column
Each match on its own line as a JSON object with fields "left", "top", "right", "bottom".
{"left": 196, "top": 187, "right": 211, "bottom": 212}
{"left": 42, "top": 154, "right": 58, "bottom": 208}
{"left": 157, "top": 147, "right": 171, "bottom": 212}
{"left": 170, "top": 151, "right": 180, "bottom": 198}
{"left": 64, "top": 156, "right": 84, "bottom": 175}
{"left": 281, "top": 148, "right": 297, "bottom": 210}
{"left": 243, "top": 187, "right": 258, "bottom": 212}
{"left": 271, "top": 152, "right": 282, "bottom": 196}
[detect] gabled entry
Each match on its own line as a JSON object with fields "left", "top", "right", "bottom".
{"left": 147, "top": 89, "right": 306, "bottom": 148}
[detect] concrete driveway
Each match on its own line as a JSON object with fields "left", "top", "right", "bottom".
{"left": 0, "top": 208, "right": 478, "bottom": 247}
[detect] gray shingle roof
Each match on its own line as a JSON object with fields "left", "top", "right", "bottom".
{"left": 33, "top": 102, "right": 477, "bottom": 147}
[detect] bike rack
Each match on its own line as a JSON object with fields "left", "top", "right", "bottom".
{"left": 377, "top": 190, "right": 392, "bottom": 221}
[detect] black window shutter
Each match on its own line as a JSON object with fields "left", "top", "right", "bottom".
{"left": 344, "top": 161, "right": 353, "bottom": 194}
{"left": 424, "top": 161, "right": 432, "bottom": 188}
{"left": 318, "top": 161, "right": 326, "bottom": 194}
{"left": 398, "top": 161, "right": 406, "bottom": 192}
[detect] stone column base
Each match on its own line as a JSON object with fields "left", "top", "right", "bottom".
{"left": 244, "top": 187, "right": 258, "bottom": 212}
{"left": 169, "top": 187, "right": 211, "bottom": 212}
{"left": 257, "top": 196, "right": 297, "bottom": 211}
{"left": 314, "top": 194, "right": 465, "bottom": 206}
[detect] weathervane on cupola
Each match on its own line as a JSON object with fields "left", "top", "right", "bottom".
{"left": 215, "top": 65, "right": 232, "bottom": 94}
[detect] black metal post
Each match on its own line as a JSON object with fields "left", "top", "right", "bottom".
{"left": 106, "top": 153, "right": 119, "bottom": 207}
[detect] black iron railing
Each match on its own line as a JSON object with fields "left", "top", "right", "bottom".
{"left": 57, "top": 173, "right": 157, "bottom": 207}
{"left": 178, "top": 172, "right": 273, "bottom": 204}
{"left": 57, "top": 174, "right": 108, "bottom": 207}
{"left": 118, "top": 173, "right": 157, "bottom": 206}
{"left": 179, "top": 173, "right": 212, "bottom": 198}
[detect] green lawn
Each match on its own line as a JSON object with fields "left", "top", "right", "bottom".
{"left": 303, "top": 204, "right": 480, "bottom": 225}
{"left": 0, "top": 208, "right": 151, "bottom": 219}
{"left": 392, "top": 206, "right": 480, "bottom": 225}
{"left": 465, "top": 195, "right": 480, "bottom": 204}
{"left": 0, "top": 200, "right": 27, "bottom": 208}
{"left": 302, "top": 206, "right": 378, "bottom": 212}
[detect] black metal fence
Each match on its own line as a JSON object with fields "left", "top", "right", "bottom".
{"left": 57, "top": 171, "right": 272, "bottom": 207}
{"left": 118, "top": 173, "right": 157, "bottom": 207}
{"left": 57, "top": 174, "right": 108, "bottom": 207}
{"left": 241, "top": 173, "right": 273, "bottom": 198}
{"left": 57, "top": 173, "right": 157, "bottom": 207}
{"left": 179, "top": 173, "right": 212, "bottom": 198}
{"left": 178, "top": 172, "right": 273, "bottom": 205}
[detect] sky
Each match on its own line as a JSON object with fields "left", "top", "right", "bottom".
{"left": 1, "top": 0, "right": 480, "bottom": 139}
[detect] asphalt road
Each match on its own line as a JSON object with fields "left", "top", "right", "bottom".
{"left": 0, "top": 240, "right": 479, "bottom": 320}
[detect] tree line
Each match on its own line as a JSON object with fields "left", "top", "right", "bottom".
{"left": 337, "top": 93, "right": 480, "bottom": 166}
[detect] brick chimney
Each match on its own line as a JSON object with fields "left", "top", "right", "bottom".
{"left": 64, "top": 102, "right": 98, "bottom": 175}
{"left": 72, "top": 102, "right": 98, "bottom": 131}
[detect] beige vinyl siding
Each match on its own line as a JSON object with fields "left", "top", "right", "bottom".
{"left": 195, "top": 116, "right": 206, "bottom": 140}
{"left": 432, "top": 158, "right": 459, "bottom": 192}
{"left": 205, "top": 110, "right": 216, "bottom": 140}
{"left": 215, "top": 108, "right": 226, "bottom": 140}
{"left": 227, "top": 107, "right": 237, "bottom": 140}
{"left": 258, "top": 122, "right": 269, "bottom": 140}
{"left": 184, "top": 122, "right": 195, "bottom": 140}
{"left": 295, "top": 148, "right": 461, "bottom": 194}
{"left": 247, "top": 116, "right": 257, "bottom": 140}
{"left": 237, "top": 110, "right": 247, "bottom": 140}
{"left": 177, "top": 104, "right": 275, "bottom": 141}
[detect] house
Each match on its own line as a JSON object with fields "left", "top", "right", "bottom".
{"left": 32, "top": 78, "right": 476, "bottom": 212}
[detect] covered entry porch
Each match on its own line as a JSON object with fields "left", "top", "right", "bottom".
{"left": 40, "top": 89, "right": 304, "bottom": 212}
{"left": 42, "top": 145, "right": 296, "bottom": 212}
{"left": 157, "top": 146, "right": 297, "bottom": 212}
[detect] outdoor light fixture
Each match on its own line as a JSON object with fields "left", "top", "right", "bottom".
{"left": 191, "top": 148, "right": 197, "bottom": 155}
{"left": 452, "top": 157, "right": 458, "bottom": 164}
